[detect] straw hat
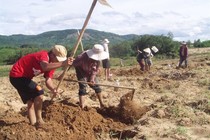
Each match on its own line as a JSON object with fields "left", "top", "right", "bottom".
{"left": 86, "top": 44, "right": 109, "bottom": 61}
{"left": 52, "top": 45, "right": 67, "bottom": 62}
{"left": 143, "top": 48, "right": 151, "bottom": 54}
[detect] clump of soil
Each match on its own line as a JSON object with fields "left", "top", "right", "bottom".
{"left": 118, "top": 92, "right": 150, "bottom": 124}
{"left": 97, "top": 92, "right": 150, "bottom": 124}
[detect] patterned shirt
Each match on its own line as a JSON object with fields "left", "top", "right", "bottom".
{"left": 73, "top": 52, "right": 100, "bottom": 81}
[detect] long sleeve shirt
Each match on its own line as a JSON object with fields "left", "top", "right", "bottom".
{"left": 179, "top": 46, "right": 188, "bottom": 59}
{"left": 73, "top": 52, "right": 100, "bottom": 81}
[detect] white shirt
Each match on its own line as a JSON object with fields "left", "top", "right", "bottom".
{"left": 103, "top": 43, "right": 110, "bottom": 59}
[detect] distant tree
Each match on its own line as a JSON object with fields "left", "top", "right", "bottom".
{"left": 131, "top": 35, "right": 179, "bottom": 58}
{"left": 167, "top": 31, "right": 174, "bottom": 39}
{"left": 4, "top": 46, "right": 46, "bottom": 64}
{"left": 194, "top": 39, "right": 204, "bottom": 48}
{"left": 110, "top": 41, "right": 134, "bottom": 58}
{"left": 201, "top": 40, "right": 210, "bottom": 47}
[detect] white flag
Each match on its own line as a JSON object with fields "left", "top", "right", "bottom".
{"left": 98, "top": 0, "right": 112, "bottom": 8}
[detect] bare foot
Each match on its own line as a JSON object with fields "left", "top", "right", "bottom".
{"left": 34, "top": 121, "right": 49, "bottom": 132}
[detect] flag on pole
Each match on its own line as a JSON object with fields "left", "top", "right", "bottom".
{"left": 98, "top": 0, "right": 112, "bottom": 8}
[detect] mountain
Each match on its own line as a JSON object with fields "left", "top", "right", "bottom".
{"left": 0, "top": 29, "right": 139, "bottom": 48}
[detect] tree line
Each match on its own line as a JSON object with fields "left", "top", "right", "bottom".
{"left": 0, "top": 34, "right": 209, "bottom": 65}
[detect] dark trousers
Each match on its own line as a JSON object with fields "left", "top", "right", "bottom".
{"left": 179, "top": 57, "right": 188, "bottom": 68}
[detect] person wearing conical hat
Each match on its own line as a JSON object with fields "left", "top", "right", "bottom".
{"left": 72, "top": 44, "right": 109, "bottom": 109}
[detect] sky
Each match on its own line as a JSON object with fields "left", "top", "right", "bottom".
{"left": 1, "top": 0, "right": 210, "bottom": 42}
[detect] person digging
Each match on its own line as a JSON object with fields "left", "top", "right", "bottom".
{"left": 72, "top": 44, "right": 109, "bottom": 109}
{"left": 9, "top": 45, "right": 74, "bottom": 126}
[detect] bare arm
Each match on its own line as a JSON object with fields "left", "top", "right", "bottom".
{"left": 40, "top": 57, "right": 74, "bottom": 72}
{"left": 45, "top": 77, "right": 59, "bottom": 96}
{"left": 40, "top": 61, "right": 65, "bottom": 72}
{"left": 45, "top": 77, "right": 54, "bottom": 92}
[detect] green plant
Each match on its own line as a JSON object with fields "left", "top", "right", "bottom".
{"left": 176, "top": 126, "right": 187, "bottom": 136}
{"left": 171, "top": 105, "right": 181, "bottom": 118}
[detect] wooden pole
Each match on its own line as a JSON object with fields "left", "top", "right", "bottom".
{"left": 77, "top": 30, "right": 84, "bottom": 52}
{"left": 67, "top": 79, "right": 136, "bottom": 100}
{"left": 51, "top": 0, "right": 98, "bottom": 101}
{"left": 67, "top": 79, "right": 136, "bottom": 90}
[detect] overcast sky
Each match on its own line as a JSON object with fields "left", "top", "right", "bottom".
{"left": 1, "top": 0, "right": 210, "bottom": 41}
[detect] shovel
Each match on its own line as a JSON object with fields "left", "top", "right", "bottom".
{"left": 66, "top": 79, "right": 136, "bottom": 100}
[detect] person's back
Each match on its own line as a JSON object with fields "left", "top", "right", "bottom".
{"left": 136, "top": 51, "right": 146, "bottom": 71}
{"left": 178, "top": 42, "right": 188, "bottom": 68}
{"left": 136, "top": 52, "right": 145, "bottom": 62}
{"left": 179, "top": 45, "right": 188, "bottom": 59}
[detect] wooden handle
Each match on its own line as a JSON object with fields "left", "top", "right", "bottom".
{"left": 67, "top": 79, "right": 136, "bottom": 90}
{"left": 51, "top": 0, "right": 98, "bottom": 101}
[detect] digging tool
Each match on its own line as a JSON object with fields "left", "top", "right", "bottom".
{"left": 51, "top": 0, "right": 111, "bottom": 101}
{"left": 77, "top": 30, "right": 84, "bottom": 52}
{"left": 66, "top": 79, "right": 136, "bottom": 100}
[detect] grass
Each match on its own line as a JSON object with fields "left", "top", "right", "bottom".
{"left": 0, "top": 65, "right": 11, "bottom": 77}
{"left": 176, "top": 126, "right": 188, "bottom": 136}
{"left": 110, "top": 57, "right": 137, "bottom": 67}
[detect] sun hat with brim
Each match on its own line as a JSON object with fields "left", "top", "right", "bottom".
{"left": 52, "top": 45, "right": 67, "bottom": 62}
{"left": 143, "top": 48, "right": 151, "bottom": 54}
{"left": 151, "top": 46, "right": 158, "bottom": 53}
{"left": 181, "top": 42, "right": 187, "bottom": 45}
{"left": 86, "top": 44, "right": 109, "bottom": 61}
{"left": 103, "top": 38, "right": 110, "bottom": 44}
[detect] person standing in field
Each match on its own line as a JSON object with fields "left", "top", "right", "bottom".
{"left": 9, "top": 45, "right": 74, "bottom": 126}
{"left": 102, "top": 38, "right": 112, "bottom": 80}
{"left": 178, "top": 41, "right": 188, "bottom": 68}
{"left": 72, "top": 44, "right": 109, "bottom": 109}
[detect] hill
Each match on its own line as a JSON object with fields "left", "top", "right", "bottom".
{"left": 0, "top": 29, "right": 139, "bottom": 48}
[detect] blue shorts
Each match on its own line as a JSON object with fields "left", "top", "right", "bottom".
{"left": 10, "top": 77, "right": 44, "bottom": 104}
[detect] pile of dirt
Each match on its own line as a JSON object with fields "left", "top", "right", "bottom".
{"left": 0, "top": 92, "right": 149, "bottom": 140}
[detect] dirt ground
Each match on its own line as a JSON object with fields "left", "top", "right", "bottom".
{"left": 0, "top": 48, "right": 210, "bottom": 140}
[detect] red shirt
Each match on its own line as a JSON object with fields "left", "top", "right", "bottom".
{"left": 10, "top": 51, "right": 55, "bottom": 79}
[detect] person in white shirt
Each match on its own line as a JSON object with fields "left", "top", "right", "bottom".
{"left": 102, "top": 39, "right": 112, "bottom": 80}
